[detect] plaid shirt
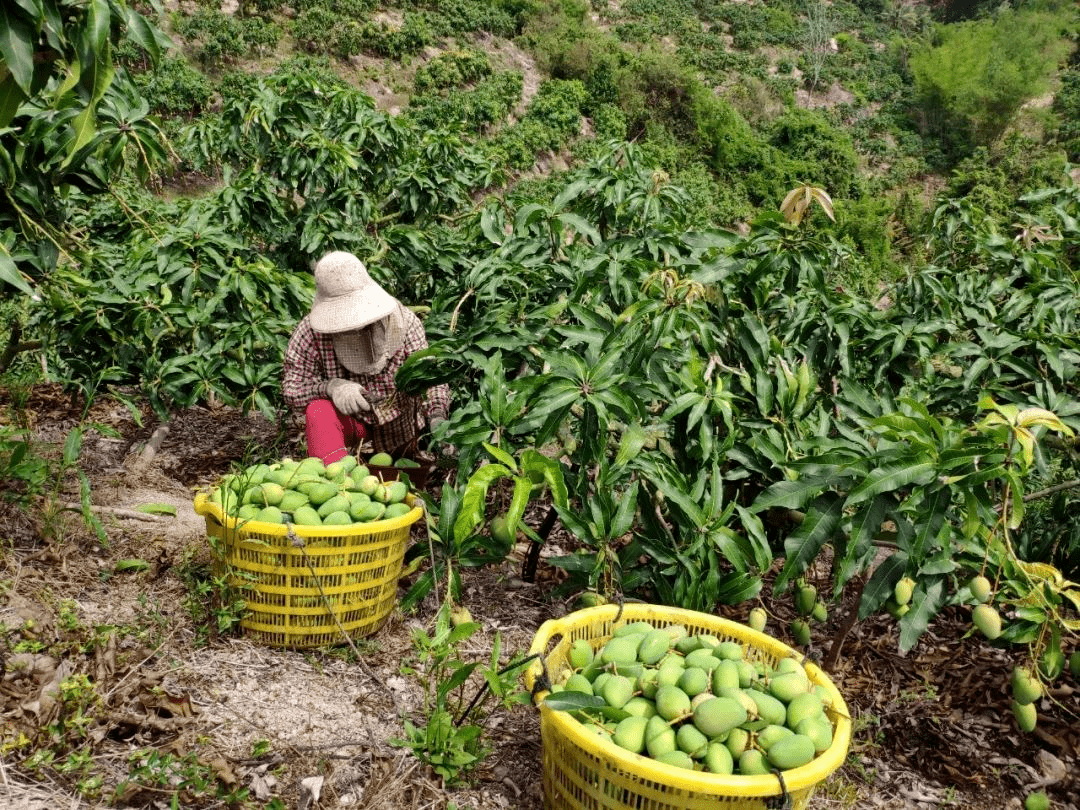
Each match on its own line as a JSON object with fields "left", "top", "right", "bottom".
{"left": 282, "top": 306, "right": 450, "bottom": 452}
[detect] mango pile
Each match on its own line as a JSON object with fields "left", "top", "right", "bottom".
{"left": 206, "top": 455, "right": 414, "bottom": 527}
{"left": 548, "top": 620, "right": 837, "bottom": 775}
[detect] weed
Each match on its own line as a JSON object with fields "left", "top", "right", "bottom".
{"left": 178, "top": 548, "right": 249, "bottom": 644}
{"left": 117, "top": 748, "right": 257, "bottom": 807}
{"left": 390, "top": 599, "right": 532, "bottom": 785}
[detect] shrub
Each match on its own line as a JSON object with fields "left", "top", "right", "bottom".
{"left": 174, "top": 9, "right": 248, "bottom": 69}
{"left": 1050, "top": 69, "right": 1080, "bottom": 162}
{"left": 766, "top": 108, "right": 863, "bottom": 198}
{"left": 910, "top": 8, "right": 1073, "bottom": 158}
{"left": 134, "top": 57, "right": 214, "bottom": 119}
{"left": 414, "top": 50, "right": 493, "bottom": 94}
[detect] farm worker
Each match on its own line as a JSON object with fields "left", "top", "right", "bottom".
{"left": 282, "top": 251, "right": 450, "bottom": 464}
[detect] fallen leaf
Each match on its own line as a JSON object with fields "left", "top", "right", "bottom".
{"left": 136, "top": 503, "right": 178, "bottom": 516}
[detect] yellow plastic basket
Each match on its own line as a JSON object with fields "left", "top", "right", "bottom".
{"left": 193, "top": 491, "right": 423, "bottom": 648}
{"left": 525, "top": 604, "right": 852, "bottom": 810}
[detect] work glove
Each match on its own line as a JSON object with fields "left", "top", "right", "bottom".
{"left": 327, "top": 378, "right": 371, "bottom": 415}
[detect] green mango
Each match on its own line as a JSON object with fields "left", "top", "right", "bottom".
{"left": 353, "top": 502, "right": 386, "bottom": 522}
{"left": 769, "top": 671, "right": 812, "bottom": 704}
{"left": 1012, "top": 699, "right": 1037, "bottom": 732}
{"left": 614, "top": 621, "right": 656, "bottom": 637}
{"left": 645, "top": 716, "right": 676, "bottom": 758}
{"left": 654, "top": 685, "right": 691, "bottom": 721}
{"left": 563, "top": 673, "right": 593, "bottom": 694}
{"left": 317, "top": 494, "right": 351, "bottom": 519}
{"left": 368, "top": 452, "right": 393, "bottom": 467}
{"left": 637, "top": 629, "right": 672, "bottom": 666}
{"left": 623, "top": 696, "right": 656, "bottom": 718}
{"left": 712, "top": 659, "right": 740, "bottom": 694}
{"left": 969, "top": 575, "right": 992, "bottom": 604}
{"left": 796, "top": 715, "right": 833, "bottom": 754}
{"left": 291, "top": 505, "right": 322, "bottom": 526}
{"left": 384, "top": 481, "right": 409, "bottom": 505}
{"left": 767, "top": 733, "right": 816, "bottom": 770}
{"left": 568, "top": 639, "right": 594, "bottom": 670}
{"left": 738, "top": 749, "right": 770, "bottom": 775}
{"left": 321, "top": 510, "right": 352, "bottom": 526}
{"left": 714, "top": 641, "right": 743, "bottom": 661}
{"left": 725, "top": 727, "right": 750, "bottom": 759}
{"left": 796, "top": 584, "right": 818, "bottom": 617}
{"left": 747, "top": 690, "right": 787, "bottom": 726}
{"left": 736, "top": 660, "right": 758, "bottom": 689}
{"left": 893, "top": 576, "right": 915, "bottom": 606}
{"left": 675, "top": 723, "right": 708, "bottom": 758}
{"left": 704, "top": 741, "right": 734, "bottom": 774}
{"left": 684, "top": 648, "right": 721, "bottom": 672}
{"left": 972, "top": 604, "right": 1002, "bottom": 640}
{"left": 600, "top": 634, "right": 644, "bottom": 667}
{"left": 279, "top": 490, "right": 309, "bottom": 512}
{"left": 756, "top": 723, "right": 795, "bottom": 753}
{"left": 785, "top": 691, "right": 824, "bottom": 729}
{"left": 612, "top": 716, "right": 648, "bottom": 754}
{"left": 654, "top": 750, "right": 694, "bottom": 770}
{"left": 601, "top": 675, "right": 634, "bottom": 709}
{"left": 305, "top": 483, "right": 339, "bottom": 507}
{"left": 677, "top": 667, "right": 710, "bottom": 697}
{"left": 748, "top": 608, "right": 768, "bottom": 633}
{"left": 383, "top": 502, "right": 412, "bottom": 520}
{"left": 790, "top": 619, "right": 812, "bottom": 646}
{"left": 1011, "top": 668, "right": 1042, "bottom": 705}
{"left": 254, "top": 506, "right": 283, "bottom": 524}
{"left": 692, "top": 696, "right": 747, "bottom": 738}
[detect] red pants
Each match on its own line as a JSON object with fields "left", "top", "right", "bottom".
{"left": 305, "top": 399, "right": 367, "bottom": 464}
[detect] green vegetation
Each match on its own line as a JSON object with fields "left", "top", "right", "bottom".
{"left": 3, "top": 0, "right": 1080, "bottom": 798}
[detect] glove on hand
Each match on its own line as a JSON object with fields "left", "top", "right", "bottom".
{"left": 327, "top": 378, "right": 371, "bottom": 415}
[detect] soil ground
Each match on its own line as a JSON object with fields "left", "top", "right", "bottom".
{"left": 2, "top": 386, "right": 1079, "bottom": 810}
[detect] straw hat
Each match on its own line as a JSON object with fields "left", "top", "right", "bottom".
{"left": 309, "top": 251, "right": 397, "bottom": 334}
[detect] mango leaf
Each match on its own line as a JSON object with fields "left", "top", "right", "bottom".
{"left": 834, "top": 495, "right": 888, "bottom": 593}
{"left": 858, "top": 551, "right": 909, "bottom": 620}
{"left": 613, "top": 422, "right": 647, "bottom": 469}
{"left": 0, "top": 5, "right": 35, "bottom": 93}
{"left": 773, "top": 493, "right": 843, "bottom": 594}
{"left": 504, "top": 474, "right": 532, "bottom": 539}
{"left": 482, "top": 442, "right": 517, "bottom": 471}
{"left": 114, "top": 559, "right": 150, "bottom": 573}
{"left": 453, "top": 463, "right": 512, "bottom": 542}
{"left": 750, "top": 477, "right": 830, "bottom": 512}
{"left": 541, "top": 691, "right": 606, "bottom": 711}
{"left": 136, "top": 503, "right": 177, "bottom": 516}
{"left": 0, "top": 242, "right": 33, "bottom": 294}
{"left": 844, "top": 461, "right": 936, "bottom": 505}
{"left": 713, "top": 571, "right": 763, "bottom": 604}
{"left": 897, "top": 578, "right": 944, "bottom": 652}
{"left": 0, "top": 70, "right": 27, "bottom": 129}
{"left": 120, "top": 4, "right": 168, "bottom": 65}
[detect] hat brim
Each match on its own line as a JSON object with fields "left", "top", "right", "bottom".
{"left": 309, "top": 284, "right": 398, "bottom": 334}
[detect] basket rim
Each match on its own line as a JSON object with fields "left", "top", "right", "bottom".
{"left": 193, "top": 490, "right": 423, "bottom": 537}
{"left": 525, "top": 603, "right": 853, "bottom": 798}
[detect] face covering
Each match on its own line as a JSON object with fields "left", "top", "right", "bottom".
{"left": 332, "top": 305, "right": 405, "bottom": 376}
